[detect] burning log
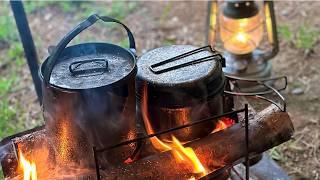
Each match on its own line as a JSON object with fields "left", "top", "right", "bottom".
{"left": 0, "top": 128, "right": 47, "bottom": 178}
{"left": 101, "top": 105, "right": 294, "bottom": 179}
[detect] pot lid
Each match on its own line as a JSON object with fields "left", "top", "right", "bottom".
{"left": 48, "top": 43, "right": 136, "bottom": 90}
{"left": 137, "top": 45, "right": 223, "bottom": 87}
{"left": 136, "top": 45, "right": 225, "bottom": 107}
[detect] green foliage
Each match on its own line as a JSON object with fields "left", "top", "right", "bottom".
{"left": 0, "top": 1, "right": 24, "bottom": 72}
{"left": 0, "top": 3, "right": 18, "bottom": 43}
{"left": 7, "top": 42, "right": 25, "bottom": 66}
{"left": 278, "top": 25, "right": 293, "bottom": 42}
{"left": 0, "top": 100, "right": 18, "bottom": 139}
{"left": 162, "top": 38, "right": 176, "bottom": 46}
{"left": 278, "top": 24, "right": 319, "bottom": 53}
{"left": 160, "top": 2, "right": 173, "bottom": 23}
{"left": 295, "top": 26, "right": 319, "bottom": 51}
{"left": 0, "top": 77, "right": 15, "bottom": 97}
{"left": 74, "top": 2, "right": 138, "bottom": 44}
{"left": 24, "top": 1, "right": 52, "bottom": 13}
{"left": 0, "top": 16, "right": 16, "bottom": 42}
{"left": 77, "top": 1, "right": 137, "bottom": 21}
{"left": 269, "top": 147, "right": 284, "bottom": 161}
{"left": 24, "top": 1, "right": 77, "bottom": 13}
{"left": 57, "top": 1, "right": 75, "bottom": 12}
{"left": 109, "top": 1, "right": 137, "bottom": 21}
{"left": 118, "top": 38, "right": 129, "bottom": 48}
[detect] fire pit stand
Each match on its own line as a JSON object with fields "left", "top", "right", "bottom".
{"left": 93, "top": 105, "right": 249, "bottom": 180}
{"left": 0, "top": 72, "right": 291, "bottom": 179}
{"left": 89, "top": 73, "right": 289, "bottom": 179}
{"left": 0, "top": 88, "right": 292, "bottom": 179}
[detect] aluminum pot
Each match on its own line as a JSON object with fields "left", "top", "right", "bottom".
{"left": 136, "top": 45, "right": 226, "bottom": 142}
{"left": 39, "top": 14, "right": 137, "bottom": 168}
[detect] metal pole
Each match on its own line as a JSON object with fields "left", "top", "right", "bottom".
{"left": 93, "top": 147, "right": 101, "bottom": 180}
{"left": 245, "top": 104, "right": 249, "bottom": 180}
{"left": 10, "top": 0, "right": 42, "bottom": 104}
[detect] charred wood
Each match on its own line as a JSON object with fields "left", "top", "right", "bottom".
{"left": 101, "top": 105, "right": 294, "bottom": 179}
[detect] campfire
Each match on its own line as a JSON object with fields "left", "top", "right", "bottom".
{"left": 1, "top": 101, "right": 293, "bottom": 180}
{"left": 0, "top": 13, "right": 294, "bottom": 180}
{"left": 18, "top": 151, "right": 37, "bottom": 180}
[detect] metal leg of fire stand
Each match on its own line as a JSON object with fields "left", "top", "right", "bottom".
{"left": 245, "top": 104, "right": 249, "bottom": 180}
{"left": 93, "top": 147, "right": 101, "bottom": 180}
{"left": 10, "top": 0, "right": 42, "bottom": 104}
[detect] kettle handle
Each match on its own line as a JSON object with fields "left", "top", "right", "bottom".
{"left": 43, "top": 14, "right": 136, "bottom": 85}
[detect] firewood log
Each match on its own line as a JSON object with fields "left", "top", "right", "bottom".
{"left": 101, "top": 105, "right": 294, "bottom": 179}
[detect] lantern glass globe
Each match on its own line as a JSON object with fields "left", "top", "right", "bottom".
{"left": 219, "top": 13, "right": 264, "bottom": 55}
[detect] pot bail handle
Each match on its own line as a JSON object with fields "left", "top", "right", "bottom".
{"left": 43, "top": 14, "right": 136, "bottom": 85}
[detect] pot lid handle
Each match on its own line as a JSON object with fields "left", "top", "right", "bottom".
{"left": 43, "top": 14, "right": 136, "bottom": 85}
{"left": 149, "top": 45, "right": 225, "bottom": 74}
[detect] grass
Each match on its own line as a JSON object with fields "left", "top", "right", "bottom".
{"left": 118, "top": 37, "right": 130, "bottom": 48}
{"left": 0, "top": 76, "right": 16, "bottom": 97}
{"left": 77, "top": 1, "right": 137, "bottom": 21}
{"left": 0, "top": 101, "right": 23, "bottom": 139}
{"left": 0, "top": 3, "right": 18, "bottom": 45}
{"left": 160, "top": 2, "right": 173, "bottom": 24}
{"left": 0, "top": 72, "right": 24, "bottom": 180}
{"left": 295, "top": 26, "right": 319, "bottom": 51}
{"left": 7, "top": 42, "right": 24, "bottom": 66}
{"left": 24, "top": 1, "right": 138, "bottom": 22}
{"left": 162, "top": 38, "right": 177, "bottom": 46}
{"left": 278, "top": 24, "right": 320, "bottom": 55}
{"left": 0, "top": 52, "right": 24, "bottom": 140}
{"left": 24, "top": 1, "right": 77, "bottom": 13}
{"left": 0, "top": 16, "right": 17, "bottom": 43}
{"left": 278, "top": 25, "right": 293, "bottom": 42}
{"left": 268, "top": 147, "right": 284, "bottom": 161}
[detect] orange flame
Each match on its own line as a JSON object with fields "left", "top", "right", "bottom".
{"left": 171, "top": 136, "right": 206, "bottom": 174}
{"left": 19, "top": 151, "right": 37, "bottom": 180}
{"left": 212, "top": 117, "right": 235, "bottom": 133}
{"left": 141, "top": 85, "right": 206, "bottom": 176}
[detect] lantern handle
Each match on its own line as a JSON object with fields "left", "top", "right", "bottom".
{"left": 43, "top": 14, "right": 136, "bottom": 85}
{"left": 262, "top": 1, "right": 279, "bottom": 61}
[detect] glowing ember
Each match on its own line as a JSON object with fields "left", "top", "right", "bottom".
{"left": 212, "top": 117, "right": 235, "bottom": 133}
{"left": 58, "top": 120, "right": 70, "bottom": 161}
{"left": 19, "top": 151, "right": 37, "bottom": 180}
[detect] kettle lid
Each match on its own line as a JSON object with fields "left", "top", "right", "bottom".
{"left": 48, "top": 43, "right": 136, "bottom": 90}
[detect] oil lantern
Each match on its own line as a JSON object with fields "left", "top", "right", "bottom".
{"left": 207, "top": 1, "right": 279, "bottom": 91}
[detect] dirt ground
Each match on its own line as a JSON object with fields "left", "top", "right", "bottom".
{"left": 1, "top": 1, "right": 320, "bottom": 179}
